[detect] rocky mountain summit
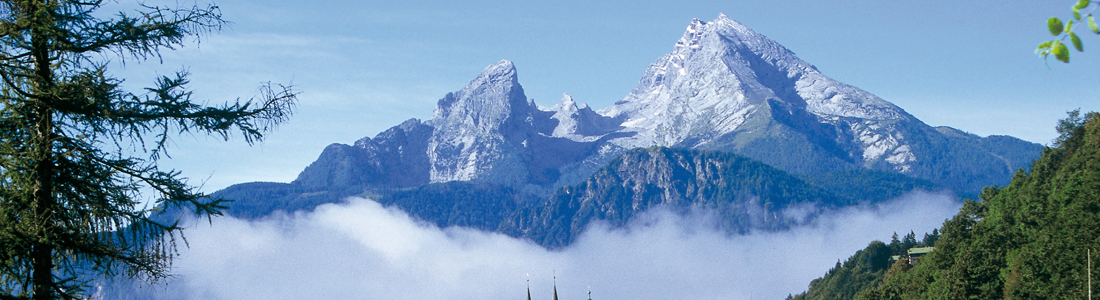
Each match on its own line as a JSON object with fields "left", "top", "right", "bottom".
{"left": 602, "top": 14, "right": 914, "bottom": 167}
{"left": 90, "top": 14, "right": 1053, "bottom": 298}
{"left": 593, "top": 14, "right": 1037, "bottom": 193}
{"left": 292, "top": 59, "right": 622, "bottom": 196}
{"left": 209, "top": 14, "right": 1043, "bottom": 249}
{"left": 290, "top": 14, "right": 1038, "bottom": 199}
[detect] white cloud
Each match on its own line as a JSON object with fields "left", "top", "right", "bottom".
{"left": 151, "top": 190, "right": 959, "bottom": 300}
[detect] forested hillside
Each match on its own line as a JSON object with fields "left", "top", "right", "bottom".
{"left": 500, "top": 147, "right": 851, "bottom": 248}
{"left": 791, "top": 111, "right": 1100, "bottom": 299}
{"left": 787, "top": 231, "right": 938, "bottom": 300}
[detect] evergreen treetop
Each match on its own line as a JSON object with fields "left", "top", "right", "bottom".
{"left": 0, "top": 1, "right": 296, "bottom": 299}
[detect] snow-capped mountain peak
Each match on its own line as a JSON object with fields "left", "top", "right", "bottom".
{"left": 550, "top": 93, "right": 578, "bottom": 113}
{"left": 547, "top": 94, "right": 615, "bottom": 141}
{"left": 431, "top": 59, "right": 523, "bottom": 128}
{"left": 426, "top": 59, "right": 532, "bottom": 185}
{"left": 288, "top": 14, "right": 1041, "bottom": 200}
{"left": 595, "top": 14, "right": 921, "bottom": 175}
{"left": 601, "top": 14, "right": 798, "bottom": 148}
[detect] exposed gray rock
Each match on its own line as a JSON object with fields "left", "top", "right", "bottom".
{"left": 293, "top": 118, "right": 433, "bottom": 189}
{"left": 290, "top": 14, "right": 1041, "bottom": 198}
{"left": 424, "top": 60, "right": 532, "bottom": 186}
{"left": 547, "top": 94, "right": 618, "bottom": 141}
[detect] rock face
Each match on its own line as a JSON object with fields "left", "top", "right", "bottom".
{"left": 292, "top": 14, "right": 1039, "bottom": 198}
{"left": 294, "top": 60, "right": 616, "bottom": 195}
{"left": 600, "top": 14, "right": 914, "bottom": 172}
{"left": 592, "top": 14, "right": 1037, "bottom": 193}
{"left": 421, "top": 61, "right": 617, "bottom": 191}
{"left": 500, "top": 147, "right": 853, "bottom": 248}
{"left": 293, "top": 118, "right": 433, "bottom": 189}
{"left": 425, "top": 61, "right": 530, "bottom": 185}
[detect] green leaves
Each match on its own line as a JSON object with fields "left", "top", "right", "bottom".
{"left": 1053, "top": 40, "right": 1071, "bottom": 62}
{"left": 1049, "top": 17, "right": 1065, "bottom": 36}
{"left": 1039, "top": 1, "right": 1099, "bottom": 65}
{"left": 1038, "top": 39, "right": 1071, "bottom": 65}
{"left": 1074, "top": 0, "right": 1091, "bottom": 20}
{"left": 1090, "top": 14, "right": 1099, "bottom": 34}
{"left": 1038, "top": 41, "right": 1053, "bottom": 55}
{"left": 1071, "top": 32, "right": 1084, "bottom": 51}
{"left": 1075, "top": 0, "right": 1090, "bottom": 10}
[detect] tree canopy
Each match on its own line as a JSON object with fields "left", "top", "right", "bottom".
{"left": 790, "top": 111, "right": 1100, "bottom": 300}
{"left": 0, "top": 1, "right": 296, "bottom": 299}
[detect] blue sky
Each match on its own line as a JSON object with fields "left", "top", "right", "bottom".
{"left": 109, "top": 0, "right": 1100, "bottom": 193}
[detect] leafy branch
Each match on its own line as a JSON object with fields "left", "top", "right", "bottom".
{"left": 1037, "top": 0, "right": 1100, "bottom": 65}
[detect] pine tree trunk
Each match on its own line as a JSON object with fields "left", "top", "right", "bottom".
{"left": 31, "top": 105, "right": 55, "bottom": 299}
{"left": 30, "top": 1, "right": 56, "bottom": 298}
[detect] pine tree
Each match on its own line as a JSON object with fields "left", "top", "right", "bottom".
{"left": 0, "top": 1, "right": 296, "bottom": 299}
{"left": 888, "top": 232, "right": 901, "bottom": 254}
{"left": 902, "top": 231, "right": 917, "bottom": 249}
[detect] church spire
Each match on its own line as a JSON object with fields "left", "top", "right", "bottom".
{"left": 552, "top": 273, "right": 559, "bottom": 300}
{"left": 526, "top": 274, "right": 532, "bottom": 300}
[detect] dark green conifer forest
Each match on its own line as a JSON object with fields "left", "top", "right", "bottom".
{"left": 792, "top": 111, "right": 1100, "bottom": 300}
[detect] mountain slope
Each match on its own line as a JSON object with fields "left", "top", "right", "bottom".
{"left": 499, "top": 147, "right": 850, "bottom": 248}
{"left": 791, "top": 111, "right": 1100, "bottom": 299}
{"left": 498, "top": 147, "right": 936, "bottom": 249}
{"left": 292, "top": 60, "right": 616, "bottom": 197}
{"left": 866, "top": 111, "right": 1100, "bottom": 299}
{"left": 215, "top": 146, "right": 941, "bottom": 249}
{"left": 211, "top": 14, "right": 1041, "bottom": 248}
{"left": 596, "top": 14, "right": 1038, "bottom": 194}
{"left": 284, "top": 14, "right": 1036, "bottom": 203}
{"left": 600, "top": 14, "right": 910, "bottom": 150}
